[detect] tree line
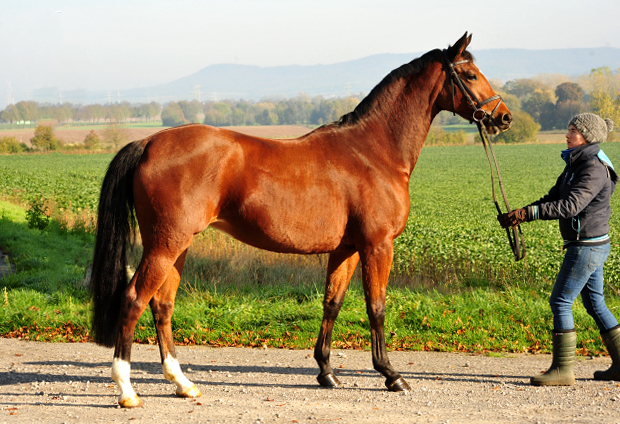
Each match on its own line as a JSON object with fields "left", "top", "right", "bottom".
{"left": 0, "top": 101, "right": 162, "bottom": 126}
{"left": 501, "top": 67, "right": 620, "bottom": 131}
{"left": 1, "top": 67, "right": 619, "bottom": 146}
{"left": 157, "top": 67, "right": 619, "bottom": 133}
{"left": 431, "top": 66, "right": 620, "bottom": 144}
{"left": 160, "top": 95, "right": 363, "bottom": 127}
{"left": 0, "top": 123, "right": 130, "bottom": 154}
{"left": 0, "top": 95, "right": 363, "bottom": 129}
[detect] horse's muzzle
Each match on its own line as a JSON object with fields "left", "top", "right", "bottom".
{"left": 484, "top": 112, "right": 512, "bottom": 135}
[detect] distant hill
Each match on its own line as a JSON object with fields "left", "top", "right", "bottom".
{"left": 42, "top": 47, "right": 620, "bottom": 105}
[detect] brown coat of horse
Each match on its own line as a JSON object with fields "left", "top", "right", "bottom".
{"left": 91, "top": 33, "right": 512, "bottom": 408}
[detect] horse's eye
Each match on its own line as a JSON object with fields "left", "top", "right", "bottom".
{"left": 465, "top": 73, "right": 478, "bottom": 81}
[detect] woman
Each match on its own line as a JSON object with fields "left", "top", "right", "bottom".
{"left": 498, "top": 113, "right": 618, "bottom": 386}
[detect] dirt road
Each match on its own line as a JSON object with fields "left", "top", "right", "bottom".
{"left": 1, "top": 338, "right": 620, "bottom": 424}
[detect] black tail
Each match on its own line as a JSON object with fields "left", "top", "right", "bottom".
{"left": 91, "top": 140, "right": 147, "bottom": 347}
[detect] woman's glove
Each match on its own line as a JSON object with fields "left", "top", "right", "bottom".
{"left": 497, "top": 208, "right": 528, "bottom": 229}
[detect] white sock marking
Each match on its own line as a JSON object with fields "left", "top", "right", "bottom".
{"left": 162, "top": 354, "right": 194, "bottom": 392}
{"left": 111, "top": 358, "right": 137, "bottom": 400}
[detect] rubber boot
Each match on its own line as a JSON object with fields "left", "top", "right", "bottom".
{"left": 531, "top": 330, "right": 576, "bottom": 386}
{"left": 594, "top": 326, "right": 620, "bottom": 381}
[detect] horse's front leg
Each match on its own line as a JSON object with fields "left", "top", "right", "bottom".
{"left": 315, "top": 251, "right": 359, "bottom": 388}
{"left": 361, "top": 240, "right": 410, "bottom": 392}
{"left": 151, "top": 250, "right": 201, "bottom": 398}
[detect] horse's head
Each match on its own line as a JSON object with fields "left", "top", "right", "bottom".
{"left": 440, "top": 33, "right": 512, "bottom": 135}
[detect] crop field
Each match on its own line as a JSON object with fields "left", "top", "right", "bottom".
{"left": 399, "top": 143, "right": 620, "bottom": 292}
{"left": 2, "top": 142, "right": 620, "bottom": 353}
{"left": 0, "top": 153, "right": 112, "bottom": 211}
{"left": 2, "top": 143, "right": 620, "bottom": 291}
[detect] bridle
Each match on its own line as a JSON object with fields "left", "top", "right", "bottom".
{"left": 442, "top": 49, "right": 504, "bottom": 125}
{"left": 442, "top": 49, "right": 526, "bottom": 262}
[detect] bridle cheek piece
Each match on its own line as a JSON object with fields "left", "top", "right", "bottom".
{"left": 442, "top": 50, "right": 503, "bottom": 126}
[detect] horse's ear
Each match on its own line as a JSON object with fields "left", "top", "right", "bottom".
{"left": 446, "top": 32, "right": 472, "bottom": 62}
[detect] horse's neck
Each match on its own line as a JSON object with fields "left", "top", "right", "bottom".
{"left": 364, "top": 64, "right": 443, "bottom": 176}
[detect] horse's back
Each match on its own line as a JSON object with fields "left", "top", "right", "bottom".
{"left": 134, "top": 124, "right": 411, "bottom": 254}
{"left": 133, "top": 124, "right": 354, "bottom": 253}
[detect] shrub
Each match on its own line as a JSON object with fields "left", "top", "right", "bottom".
{"left": 0, "top": 136, "right": 26, "bottom": 154}
{"left": 161, "top": 102, "right": 187, "bottom": 127}
{"left": 30, "top": 125, "right": 61, "bottom": 151}
{"left": 101, "top": 124, "right": 128, "bottom": 148}
{"left": 26, "top": 197, "right": 51, "bottom": 231}
{"left": 83, "top": 130, "right": 101, "bottom": 150}
{"left": 425, "top": 128, "right": 466, "bottom": 146}
{"left": 477, "top": 110, "right": 540, "bottom": 144}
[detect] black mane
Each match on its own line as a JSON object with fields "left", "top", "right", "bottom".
{"left": 336, "top": 48, "right": 474, "bottom": 127}
{"left": 336, "top": 49, "right": 440, "bottom": 126}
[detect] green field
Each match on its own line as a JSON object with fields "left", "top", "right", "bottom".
{"left": 2, "top": 144, "right": 620, "bottom": 290}
{"left": 398, "top": 143, "right": 620, "bottom": 293}
{"left": 1, "top": 142, "right": 620, "bottom": 353}
{"left": 0, "top": 153, "right": 112, "bottom": 211}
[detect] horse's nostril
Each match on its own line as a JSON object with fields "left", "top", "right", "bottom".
{"left": 502, "top": 113, "right": 512, "bottom": 125}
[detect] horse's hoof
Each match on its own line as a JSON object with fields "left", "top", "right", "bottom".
{"left": 386, "top": 377, "right": 411, "bottom": 392}
{"left": 317, "top": 373, "right": 342, "bottom": 388}
{"left": 176, "top": 384, "right": 202, "bottom": 398}
{"left": 118, "top": 394, "right": 144, "bottom": 408}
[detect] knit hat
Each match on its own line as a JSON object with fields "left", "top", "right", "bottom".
{"left": 568, "top": 113, "right": 614, "bottom": 143}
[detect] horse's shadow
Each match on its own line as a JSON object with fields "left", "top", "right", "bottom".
{"left": 3, "top": 360, "right": 541, "bottom": 389}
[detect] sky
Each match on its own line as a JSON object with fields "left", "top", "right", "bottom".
{"left": 1, "top": 0, "right": 619, "bottom": 107}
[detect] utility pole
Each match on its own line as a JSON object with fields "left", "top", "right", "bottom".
{"left": 192, "top": 85, "right": 201, "bottom": 102}
{"left": 6, "top": 81, "right": 14, "bottom": 105}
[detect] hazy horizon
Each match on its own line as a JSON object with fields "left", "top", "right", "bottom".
{"left": 2, "top": 0, "right": 619, "bottom": 108}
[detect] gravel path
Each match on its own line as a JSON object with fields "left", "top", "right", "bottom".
{"left": 1, "top": 339, "right": 620, "bottom": 423}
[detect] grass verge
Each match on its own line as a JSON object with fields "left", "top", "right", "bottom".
{"left": 0, "top": 200, "right": 616, "bottom": 355}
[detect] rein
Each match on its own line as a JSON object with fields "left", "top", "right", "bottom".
{"left": 476, "top": 122, "right": 526, "bottom": 261}
{"left": 442, "top": 50, "right": 526, "bottom": 261}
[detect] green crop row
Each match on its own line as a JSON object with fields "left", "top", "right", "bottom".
{"left": 0, "top": 153, "right": 112, "bottom": 211}
{"left": 396, "top": 143, "right": 620, "bottom": 292}
{"left": 2, "top": 143, "right": 620, "bottom": 292}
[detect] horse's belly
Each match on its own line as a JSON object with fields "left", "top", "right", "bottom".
{"left": 210, "top": 212, "right": 346, "bottom": 254}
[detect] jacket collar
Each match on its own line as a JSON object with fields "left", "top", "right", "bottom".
{"left": 568, "top": 142, "right": 600, "bottom": 167}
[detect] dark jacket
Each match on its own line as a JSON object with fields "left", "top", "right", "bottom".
{"left": 526, "top": 142, "right": 618, "bottom": 244}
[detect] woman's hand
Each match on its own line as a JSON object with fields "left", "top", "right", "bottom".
{"left": 497, "top": 208, "right": 528, "bottom": 228}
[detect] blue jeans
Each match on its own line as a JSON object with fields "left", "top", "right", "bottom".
{"left": 550, "top": 243, "right": 618, "bottom": 331}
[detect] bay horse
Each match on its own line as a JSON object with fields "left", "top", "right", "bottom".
{"left": 91, "top": 32, "right": 511, "bottom": 408}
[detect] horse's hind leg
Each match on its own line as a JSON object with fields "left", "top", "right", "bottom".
{"left": 315, "top": 251, "right": 359, "bottom": 388}
{"left": 111, "top": 246, "right": 189, "bottom": 408}
{"left": 150, "top": 249, "right": 201, "bottom": 398}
